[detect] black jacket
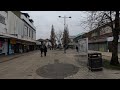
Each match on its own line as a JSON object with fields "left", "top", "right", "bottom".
{"left": 44, "top": 46, "right": 47, "bottom": 52}
{"left": 40, "top": 45, "right": 47, "bottom": 52}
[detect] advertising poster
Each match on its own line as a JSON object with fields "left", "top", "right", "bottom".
{"left": 78, "top": 38, "right": 88, "bottom": 54}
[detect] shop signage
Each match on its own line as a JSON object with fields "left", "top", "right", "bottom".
{"left": 10, "top": 39, "right": 16, "bottom": 44}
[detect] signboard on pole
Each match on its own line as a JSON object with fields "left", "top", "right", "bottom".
{"left": 78, "top": 38, "right": 88, "bottom": 55}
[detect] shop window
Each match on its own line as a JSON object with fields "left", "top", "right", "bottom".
{"left": 29, "top": 28, "right": 31, "bottom": 37}
{"left": 32, "top": 30, "right": 33, "bottom": 38}
{"left": 24, "top": 25, "right": 28, "bottom": 36}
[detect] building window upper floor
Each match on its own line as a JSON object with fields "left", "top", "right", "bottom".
{"left": 0, "top": 14, "right": 6, "bottom": 25}
{"left": 23, "top": 23, "right": 36, "bottom": 40}
{"left": 32, "top": 30, "right": 33, "bottom": 39}
{"left": 24, "top": 25, "right": 28, "bottom": 37}
{"left": 0, "top": 11, "right": 8, "bottom": 33}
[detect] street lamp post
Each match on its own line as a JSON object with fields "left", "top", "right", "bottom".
{"left": 58, "top": 15, "right": 71, "bottom": 29}
{"left": 58, "top": 15, "right": 71, "bottom": 53}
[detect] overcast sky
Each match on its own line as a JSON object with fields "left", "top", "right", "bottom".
{"left": 22, "top": 11, "right": 88, "bottom": 40}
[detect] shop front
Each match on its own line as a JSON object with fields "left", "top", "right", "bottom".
{"left": 8, "top": 39, "right": 16, "bottom": 55}
{"left": 21, "top": 41, "right": 28, "bottom": 53}
{"left": 0, "top": 38, "right": 8, "bottom": 55}
{"left": 14, "top": 40, "right": 23, "bottom": 53}
{"left": 29, "top": 42, "right": 36, "bottom": 51}
{"left": 0, "top": 38, "right": 4, "bottom": 55}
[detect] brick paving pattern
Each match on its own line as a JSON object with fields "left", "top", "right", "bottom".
{"left": 0, "top": 49, "right": 120, "bottom": 79}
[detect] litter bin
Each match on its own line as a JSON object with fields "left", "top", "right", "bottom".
{"left": 88, "top": 53, "right": 103, "bottom": 71}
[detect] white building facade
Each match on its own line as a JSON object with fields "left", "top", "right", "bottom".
{"left": 0, "top": 11, "right": 36, "bottom": 55}
{"left": 0, "top": 11, "right": 8, "bottom": 55}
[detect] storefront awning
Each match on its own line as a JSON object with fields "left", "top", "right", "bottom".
{"left": 21, "top": 38, "right": 36, "bottom": 43}
{"left": 0, "top": 32, "right": 36, "bottom": 43}
{"left": 0, "top": 32, "right": 17, "bottom": 39}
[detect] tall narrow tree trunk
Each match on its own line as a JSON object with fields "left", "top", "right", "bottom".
{"left": 110, "top": 11, "right": 119, "bottom": 65}
{"left": 110, "top": 33, "right": 119, "bottom": 65}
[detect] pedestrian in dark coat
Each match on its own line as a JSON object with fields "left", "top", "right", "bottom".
{"left": 43, "top": 45, "right": 47, "bottom": 56}
{"left": 76, "top": 45, "right": 78, "bottom": 52}
{"left": 40, "top": 44, "right": 44, "bottom": 57}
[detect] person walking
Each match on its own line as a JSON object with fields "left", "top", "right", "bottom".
{"left": 43, "top": 45, "right": 47, "bottom": 56}
{"left": 76, "top": 45, "right": 78, "bottom": 52}
{"left": 49, "top": 45, "right": 51, "bottom": 50}
{"left": 40, "top": 44, "right": 44, "bottom": 57}
{"left": 64, "top": 44, "right": 67, "bottom": 53}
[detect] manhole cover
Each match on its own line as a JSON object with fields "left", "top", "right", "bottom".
{"left": 36, "top": 63, "right": 79, "bottom": 79}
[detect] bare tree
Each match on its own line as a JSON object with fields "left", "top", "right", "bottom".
{"left": 81, "top": 11, "right": 119, "bottom": 65}
{"left": 50, "top": 25, "right": 56, "bottom": 50}
{"left": 55, "top": 30, "right": 63, "bottom": 48}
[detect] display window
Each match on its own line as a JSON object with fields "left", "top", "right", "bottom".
{"left": 0, "top": 41, "right": 4, "bottom": 54}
